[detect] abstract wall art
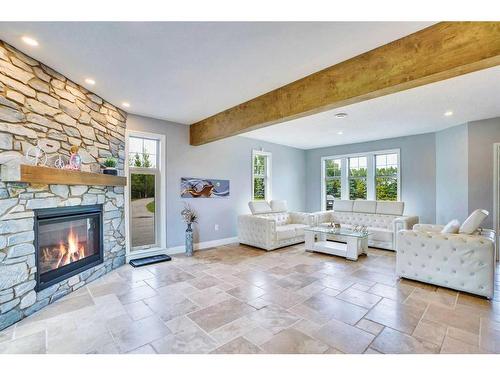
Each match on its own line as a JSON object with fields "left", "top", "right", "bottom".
{"left": 181, "top": 177, "right": 230, "bottom": 198}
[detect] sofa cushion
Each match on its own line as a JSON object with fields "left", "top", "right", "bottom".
{"left": 376, "top": 201, "right": 404, "bottom": 216}
{"left": 275, "top": 225, "right": 297, "bottom": 241}
{"left": 333, "top": 200, "right": 354, "bottom": 212}
{"left": 270, "top": 200, "right": 288, "bottom": 213}
{"left": 367, "top": 227, "right": 393, "bottom": 243}
{"left": 286, "top": 223, "right": 308, "bottom": 237}
{"left": 459, "top": 209, "right": 488, "bottom": 234}
{"left": 249, "top": 201, "right": 272, "bottom": 215}
{"left": 353, "top": 200, "right": 376, "bottom": 214}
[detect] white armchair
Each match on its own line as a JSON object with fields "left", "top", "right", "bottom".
{"left": 237, "top": 200, "right": 314, "bottom": 251}
{"left": 396, "top": 224, "right": 496, "bottom": 298}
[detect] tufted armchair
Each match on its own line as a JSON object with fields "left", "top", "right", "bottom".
{"left": 313, "top": 200, "right": 419, "bottom": 250}
{"left": 238, "top": 200, "right": 314, "bottom": 251}
{"left": 396, "top": 224, "right": 496, "bottom": 298}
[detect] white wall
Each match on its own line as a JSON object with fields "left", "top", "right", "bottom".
{"left": 126, "top": 114, "right": 306, "bottom": 247}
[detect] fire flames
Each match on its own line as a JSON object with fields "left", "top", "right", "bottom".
{"left": 41, "top": 227, "right": 87, "bottom": 270}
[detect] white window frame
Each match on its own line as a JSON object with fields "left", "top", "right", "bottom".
{"left": 251, "top": 150, "right": 272, "bottom": 201}
{"left": 321, "top": 148, "right": 401, "bottom": 210}
{"left": 125, "top": 130, "right": 166, "bottom": 260}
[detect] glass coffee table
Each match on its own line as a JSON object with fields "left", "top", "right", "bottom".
{"left": 304, "top": 226, "right": 370, "bottom": 261}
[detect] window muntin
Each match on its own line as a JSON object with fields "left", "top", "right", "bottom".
{"left": 375, "top": 153, "right": 398, "bottom": 201}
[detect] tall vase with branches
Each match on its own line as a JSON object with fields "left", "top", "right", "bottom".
{"left": 181, "top": 203, "right": 198, "bottom": 256}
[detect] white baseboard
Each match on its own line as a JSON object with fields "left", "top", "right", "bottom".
{"left": 125, "top": 237, "right": 239, "bottom": 262}
{"left": 166, "top": 236, "right": 239, "bottom": 255}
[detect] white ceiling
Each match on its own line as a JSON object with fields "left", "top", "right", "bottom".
{"left": 241, "top": 66, "right": 500, "bottom": 149}
{"left": 0, "top": 22, "right": 434, "bottom": 124}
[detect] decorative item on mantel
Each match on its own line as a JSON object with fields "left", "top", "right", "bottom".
{"left": 66, "top": 145, "right": 82, "bottom": 171}
{"left": 102, "top": 157, "right": 118, "bottom": 176}
{"left": 181, "top": 203, "right": 198, "bottom": 256}
{"left": 25, "top": 140, "right": 48, "bottom": 166}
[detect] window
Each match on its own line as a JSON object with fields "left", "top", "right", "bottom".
{"left": 324, "top": 159, "right": 342, "bottom": 210}
{"left": 348, "top": 156, "right": 367, "bottom": 200}
{"left": 321, "top": 149, "right": 400, "bottom": 209}
{"left": 375, "top": 153, "right": 399, "bottom": 201}
{"left": 127, "top": 133, "right": 164, "bottom": 251}
{"left": 252, "top": 150, "right": 271, "bottom": 201}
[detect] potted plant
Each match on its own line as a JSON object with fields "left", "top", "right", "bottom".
{"left": 102, "top": 157, "right": 118, "bottom": 175}
{"left": 181, "top": 203, "right": 198, "bottom": 256}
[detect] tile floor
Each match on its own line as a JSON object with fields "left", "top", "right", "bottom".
{"left": 1, "top": 243, "right": 500, "bottom": 354}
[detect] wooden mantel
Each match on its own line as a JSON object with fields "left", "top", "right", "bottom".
{"left": 1, "top": 164, "right": 127, "bottom": 187}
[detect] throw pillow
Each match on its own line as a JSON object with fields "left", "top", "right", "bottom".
{"left": 459, "top": 209, "right": 489, "bottom": 234}
{"left": 441, "top": 219, "right": 460, "bottom": 234}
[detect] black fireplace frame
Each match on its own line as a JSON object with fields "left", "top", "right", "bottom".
{"left": 34, "top": 204, "right": 104, "bottom": 292}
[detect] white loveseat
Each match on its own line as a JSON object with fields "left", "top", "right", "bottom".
{"left": 313, "top": 200, "right": 419, "bottom": 251}
{"left": 238, "top": 200, "right": 314, "bottom": 251}
{"left": 396, "top": 224, "right": 496, "bottom": 298}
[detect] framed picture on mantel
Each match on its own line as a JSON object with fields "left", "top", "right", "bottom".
{"left": 180, "top": 177, "right": 230, "bottom": 198}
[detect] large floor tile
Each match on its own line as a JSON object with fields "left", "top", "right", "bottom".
{"left": 412, "top": 319, "right": 447, "bottom": 346}
{"left": 441, "top": 336, "right": 490, "bottom": 354}
{"left": 107, "top": 315, "right": 171, "bottom": 353}
{"left": 187, "top": 298, "right": 255, "bottom": 332}
{"left": 144, "top": 294, "right": 199, "bottom": 322}
{"left": 365, "top": 298, "right": 426, "bottom": 334}
{"left": 371, "top": 327, "right": 440, "bottom": 354}
{"left": 261, "top": 328, "right": 329, "bottom": 354}
{"left": 247, "top": 304, "right": 300, "bottom": 334}
{"left": 0, "top": 331, "right": 46, "bottom": 354}
{"left": 226, "top": 284, "right": 265, "bottom": 301}
{"left": 423, "top": 303, "right": 480, "bottom": 334}
{"left": 312, "top": 319, "right": 375, "bottom": 354}
{"left": 336, "top": 287, "right": 382, "bottom": 309}
{"left": 302, "top": 292, "right": 368, "bottom": 325}
{"left": 211, "top": 337, "right": 263, "bottom": 354}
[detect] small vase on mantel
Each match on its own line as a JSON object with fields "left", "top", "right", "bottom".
{"left": 185, "top": 222, "right": 194, "bottom": 257}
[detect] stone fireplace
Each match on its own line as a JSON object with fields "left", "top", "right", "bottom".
{"left": 0, "top": 40, "right": 127, "bottom": 330}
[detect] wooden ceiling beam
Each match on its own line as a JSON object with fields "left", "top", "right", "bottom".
{"left": 190, "top": 22, "right": 500, "bottom": 146}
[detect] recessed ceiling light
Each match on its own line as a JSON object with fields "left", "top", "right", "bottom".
{"left": 85, "top": 78, "right": 96, "bottom": 85}
{"left": 21, "top": 36, "right": 38, "bottom": 47}
{"left": 444, "top": 110, "right": 453, "bottom": 117}
{"left": 335, "top": 113, "right": 348, "bottom": 119}
{"left": 122, "top": 102, "right": 130, "bottom": 108}
{"left": 337, "top": 131, "right": 343, "bottom": 135}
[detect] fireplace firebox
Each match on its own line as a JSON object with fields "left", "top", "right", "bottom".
{"left": 34, "top": 204, "right": 104, "bottom": 291}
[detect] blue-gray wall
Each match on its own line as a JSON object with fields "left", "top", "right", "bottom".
{"left": 127, "top": 114, "right": 306, "bottom": 247}
{"left": 436, "top": 124, "right": 469, "bottom": 224}
{"left": 468, "top": 117, "right": 500, "bottom": 229}
{"left": 304, "top": 133, "right": 437, "bottom": 224}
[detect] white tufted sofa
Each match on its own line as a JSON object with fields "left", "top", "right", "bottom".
{"left": 396, "top": 224, "right": 496, "bottom": 298}
{"left": 238, "top": 200, "right": 314, "bottom": 251}
{"left": 313, "top": 200, "right": 419, "bottom": 250}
